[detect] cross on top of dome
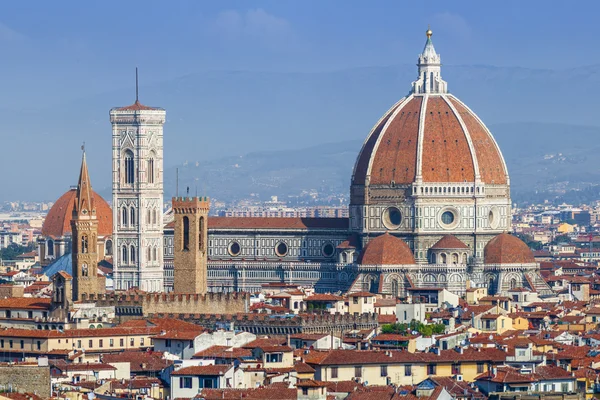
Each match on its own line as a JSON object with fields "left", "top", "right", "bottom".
{"left": 411, "top": 27, "right": 448, "bottom": 95}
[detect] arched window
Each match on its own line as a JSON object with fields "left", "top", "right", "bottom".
{"left": 510, "top": 278, "right": 517, "bottom": 289}
{"left": 199, "top": 217, "right": 205, "bottom": 251}
{"left": 130, "top": 207, "right": 136, "bottom": 226}
{"left": 183, "top": 216, "right": 190, "bottom": 251}
{"left": 105, "top": 240, "right": 113, "bottom": 256}
{"left": 441, "top": 253, "right": 447, "bottom": 264}
{"left": 147, "top": 157, "right": 155, "bottom": 184}
{"left": 147, "top": 209, "right": 151, "bottom": 225}
{"left": 391, "top": 280, "right": 399, "bottom": 297}
{"left": 452, "top": 253, "right": 459, "bottom": 264}
{"left": 47, "top": 240, "right": 54, "bottom": 257}
{"left": 81, "top": 263, "right": 88, "bottom": 277}
{"left": 430, "top": 72, "right": 434, "bottom": 91}
{"left": 462, "top": 254, "right": 468, "bottom": 264}
{"left": 152, "top": 210, "right": 157, "bottom": 225}
{"left": 431, "top": 253, "right": 437, "bottom": 264}
{"left": 124, "top": 150, "right": 135, "bottom": 184}
{"left": 81, "top": 235, "right": 88, "bottom": 254}
{"left": 130, "top": 246, "right": 136, "bottom": 263}
{"left": 122, "top": 207, "right": 128, "bottom": 226}
{"left": 122, "top": 246, "right": 128, "bottom": 264}
{"left": 147, "top": 247, "right": 151, "bottom": 261}
{"left": 153, "top": 247, "right": 157, "bottom": 261}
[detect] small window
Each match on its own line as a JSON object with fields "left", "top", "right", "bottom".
{"left": 180, "top": 377, "right": 193, "bottom": 389}
{"left": 405, "top": 365, "right": 412, "bottom": 376}
{"left": 354, "top": 366, "right": 362, "bottom": 378}
{"left": 380, "top": 365, "right": 388, "bottom": 377}
{"left": 427, "top": 364, "right": 436, "bottom": 375}
{"left": 331, "top": 366, "right": 338, "bottom": 379}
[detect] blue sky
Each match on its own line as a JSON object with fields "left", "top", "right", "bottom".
{"left": 2, "top": 1, "right": 599, "bottom": 202}
{"left": 0, "top": 1, "right": 596, "bottom": 109}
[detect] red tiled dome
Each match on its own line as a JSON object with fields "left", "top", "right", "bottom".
{"left": 352, "top": 95, "right": 508, "bottom": 186}
{"left": 431, "top": 235, "right": 469, "bottom": 250}
{"left": 42, "top": 189, "right": 112, "bottom": 238}
{"left": 484, "top": 233, "right": 535, "bottom": 264}
{"left": 359, "top": 232, "right": 415, "bottom": 265}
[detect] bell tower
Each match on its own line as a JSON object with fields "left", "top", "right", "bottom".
{"left": 110, "top": 69, "right": 166, "bottom": 292}
{"left": 71, "top": 150, "right": 104, "bottom": 301}
{"left": 172, "top": 196, "right": 209, "bottom": 294}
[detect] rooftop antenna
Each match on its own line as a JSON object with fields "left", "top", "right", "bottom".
{"left": 135, "top": 67, "right": 139, "bottom": 102}
{"left": 176, "top": 168, "right": 179, "bottom": 197}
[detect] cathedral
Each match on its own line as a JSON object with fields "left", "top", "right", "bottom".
{"left": 39, "top": 29, "right": 552, "bottom": 298}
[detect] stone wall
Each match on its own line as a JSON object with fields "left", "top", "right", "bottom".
{"left": 0, "top": 285, "right": 24, "bottom": 299}
{"left": 151, "top": 312, "right": 379, "bottom": 335}
{"left": 0, "top": 364, "right": 51, "bottom": 397}
{"left": 82, "top": 292, "right": 249, "bottom": 316}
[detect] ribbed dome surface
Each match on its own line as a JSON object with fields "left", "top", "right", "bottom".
{"left": 484, "top": 233, "right": 535, "bottom": 264}
{"left": 42, "top": 189, "right": 112, "bottom": 238}
{"left": 359, "top": 232, "right": 415, "bottom": 265}
{"left": 352, "top": 94, "right": 508, "bottom": 186}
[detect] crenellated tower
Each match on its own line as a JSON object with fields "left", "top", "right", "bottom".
{"left": 71, "top": 151, "right": 105, "bottom": 300}
{"left": 172, "top": 196, "right": 209, "bottom": 294}
{"left": 110, "top": 72, "right": 166, "bottom": 292}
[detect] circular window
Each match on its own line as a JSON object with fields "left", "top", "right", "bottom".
{"left": 441, "top": 211, "right": 455, "bottom": 225}
{"left": 275, "top": 242, "right": 288, "bottom": 257}
{"left": 382, "top": 207, "right": 402, "bottom": 229}
{"left": 322, "top": 243, "right": 335, "bottom": 257}
{"left": 228, "top": 241, "right": 241, "bottom": 256}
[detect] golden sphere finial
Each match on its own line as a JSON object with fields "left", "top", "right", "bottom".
{"left": 426, "top": 25, "right": 432, "bottom": 38}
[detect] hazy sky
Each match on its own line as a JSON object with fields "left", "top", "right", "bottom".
{"left": 1, "top": 1, "right": 599, "bottom": 202}
{"left": 0, "top": 1, "right": 597, "bottom": 109}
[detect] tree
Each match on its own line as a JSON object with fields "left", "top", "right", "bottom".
{"left": 0, "top": 243, "right": 35, "bottom": 261}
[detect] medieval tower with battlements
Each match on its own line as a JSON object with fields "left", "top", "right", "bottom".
{"left": 110, "top": 76, "right": 166, "bottom": 292}
{"left": 172, "top": 197, "right": 210, "bottom": 294}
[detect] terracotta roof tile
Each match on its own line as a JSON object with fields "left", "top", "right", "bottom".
{"left": 172, "top": 364, "right": 231, "bottom": 376}
{"left": 430, "top": 235, "right": 469, "bottom": 250}
{"left": 208, "top": 217, "right": 348, "bottom": 230}
{"left": 359, "top": 233, "right": 415, "bottom": 265}
{"left": 484, "top": 233, "right": 535, "bottom": 264}
{"left": 42, "top": 188, "right": 112, "bottom": 238}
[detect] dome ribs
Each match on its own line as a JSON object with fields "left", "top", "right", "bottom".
{"left": 448, "top": 98, "right": 507, "bottom": 185}
{"left": 353, "top": 102, "right": 402, "bottom": 185}
{"left": 421, "top": 97, "right": 475, "bottom": 183}
{"left": 369, "top": 97, "right": 422, "bottom": 185}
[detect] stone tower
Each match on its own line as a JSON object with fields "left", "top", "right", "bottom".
{"left": 71, "top": 151, "right": 105, "bottom": 301}
{"left": 172, "top": 196, "right": 209, "bottom": 294}
{"left": 110, "top": 75, "right": 166, "bottom": 292}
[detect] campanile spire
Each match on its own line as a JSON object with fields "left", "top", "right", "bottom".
{"left": 411, "top": 27, "right": 448, "bottom": 94}
{"left": 74, "top": 147, "right": 95, "bottom": 218}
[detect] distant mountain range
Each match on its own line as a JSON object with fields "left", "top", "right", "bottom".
{"left": 161, "top": 121, "right": 600, "bottom": 206}
{"left": 3, "top": 63, "right": 600, "bottom": 202}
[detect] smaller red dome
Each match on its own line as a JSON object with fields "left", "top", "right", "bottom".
{"left": 42, "top": 189, "right": 112, "bottom": 238}
{"left": 484, "top": 233, "right": 535, "bottom": 264}
{"left": 359, "top": 232, "right": 415, "bottom": 265}
{"left": 431, "top": 235, "right": 469, "bottom": 250}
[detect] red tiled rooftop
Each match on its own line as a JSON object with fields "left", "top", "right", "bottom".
{"left": 430, "top": 235, "right": 469, "bottom": 250}
{"left": 172, "top": 364, "right": 231, "bottom": 376}
{"left": 484, "top": 233, "right": 535, "bottom": 264}
{"left": 359, "top": 233, "right": 415, "bottom": 265}
{"left": 208, "top": 217, "right": 348, "bottom": 230}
